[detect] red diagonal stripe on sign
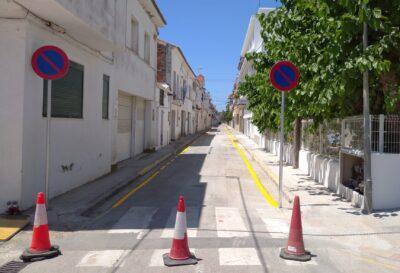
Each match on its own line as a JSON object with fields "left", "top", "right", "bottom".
{"left": 40, "top": 53, "right": 61, "bottom": 74}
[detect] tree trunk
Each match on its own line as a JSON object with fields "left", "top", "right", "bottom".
{"left": 292, "top": 118, "right": 302, "bottom": 169}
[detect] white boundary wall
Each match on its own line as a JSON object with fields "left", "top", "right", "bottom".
{"left": 371, "top": 153, "right": 400, "bottom": 210}
{"left": 299, "top": 150, "right": 364, "bottom": 207}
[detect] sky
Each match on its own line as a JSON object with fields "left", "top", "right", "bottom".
{"left": 157, "top": 0, "right": 281, "bottom": 111}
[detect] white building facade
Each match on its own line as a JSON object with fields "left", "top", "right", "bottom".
{"left": 194, "top": 75, "right": 214, "bottom": 132}
{"left": 0, "top": 0, "right": 165, "bottom": 210}
{"left": 237, "top": 7, "right": 274, "bottom": 147}
{"left": 157, "top": 40, "right": 196, "bottom": 142}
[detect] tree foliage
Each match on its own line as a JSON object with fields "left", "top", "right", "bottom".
{"left": 238, "top": 0, "right": 400, "bottom": 133}
{"left": 220, "top": 103, "right": 233, "bottom": 123}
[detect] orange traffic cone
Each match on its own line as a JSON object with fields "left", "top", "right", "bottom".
{"left": 20, "top": 192, "right": 61, "bottom": 262}
{"left": 280, "top": 195, "right": 311, "bottom": 262}
{"left": 163, "top": 196, "right": 198, "bottom": 266}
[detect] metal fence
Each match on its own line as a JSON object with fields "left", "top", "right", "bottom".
{"left": 301, "top": 120, "right": 319, "bottom": 152}
{"left": 342, "top": 115, "right": 400, "bottom": 154}
{"left": 382, "top": 115, "right": 400, "bottom": 153}
{"left": 266, "top": 115, "right": 400, "bottom": 157}
{"left": 265, "top": 127, "right": 294, "bottom": 144}
{"left": 265, "top": 130, "right": 279, "bottom": 141}
{"left": 301, "top": 119, "right": 341, "bottom": 157}
{"left": 341, "top": 116, "right": 364, "bottom": 154}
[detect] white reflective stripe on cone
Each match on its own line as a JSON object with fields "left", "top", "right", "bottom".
{"left": 173, "top": 211, "right": 187, "bottom": 240}
{"left": 33, "top": 204, "right": 48, "bottom": 227}
{"left": 287, "top": 246, "right": 297, "bottom": 253}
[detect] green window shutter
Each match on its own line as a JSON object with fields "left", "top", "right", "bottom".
{"left": 102, "top": 75, "right": 110, "bottom": 119}
{"left": 43, "top": 61, "right": 84, "bottom": 118}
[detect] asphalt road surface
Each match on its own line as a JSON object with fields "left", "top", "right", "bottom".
{"left": 1, "top": 126, "right": 399, "bottom": 273}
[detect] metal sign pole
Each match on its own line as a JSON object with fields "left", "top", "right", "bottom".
{"left": 45, "top": 80, "right": 52, "bottom": 206}
{"left": 279, "top": 91, "right": 285, "bottom": 208}
{"left": 270, "top": 60, "right": 299, "bottom": 209}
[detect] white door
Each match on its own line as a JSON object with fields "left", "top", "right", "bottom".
{"left": 116, "top": 93, "right": 132, "bottom": 162}
{"left": 135, "top": 97, "right": 145, "bottom": 155}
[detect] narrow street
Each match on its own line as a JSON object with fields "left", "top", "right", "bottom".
{"left": 1, "top": 126, "right": 399, "bottom": 273}
{"left": 3, "top": 1, "right": 400, "bottom": 272}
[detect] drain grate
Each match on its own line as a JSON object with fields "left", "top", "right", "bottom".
{"left": 0, "top": 260, "right": 28, "bottom": 273}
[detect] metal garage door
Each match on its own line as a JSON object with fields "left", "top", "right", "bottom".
{"left": 116, "top": 93, "right": 132, "bottom": 162}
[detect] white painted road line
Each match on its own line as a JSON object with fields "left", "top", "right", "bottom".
{"left": 161, "top": 228, "right": 198, "bottom": 238}
{"left": 77, "top": 250, "right": 129, "bottom": 267}
{"left": 219, "top": 248, "right": 261, "bottom": 266}
{"left": 216, "top": 207, "right": 249, "bottom": 237}
{"left": 257, "top": 209, "right": 288, "bottom": 238}
{"left": 108, "top": 207, "right": 158, "bottom": 239}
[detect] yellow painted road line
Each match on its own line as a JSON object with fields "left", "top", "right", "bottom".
{"left": 226, "top": 129, "right": 279, "bottom": 208}
{"left": 180, "top": 146, "right": 189, "bottom": 155}
{"left": 112, "top": 145, "right": 190, "bottom": 209}
{"left": 112, "top": 171, "right": 160, "bottom": 209}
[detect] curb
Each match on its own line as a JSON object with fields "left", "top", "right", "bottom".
{"left": 81, "top": 132, "right": 206, "bottom": 217}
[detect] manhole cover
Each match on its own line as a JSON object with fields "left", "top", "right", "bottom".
{"left": 0, "top": 260, "right": 29, "bottom": 273}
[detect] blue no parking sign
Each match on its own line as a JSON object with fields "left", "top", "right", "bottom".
{"left": 269, "top": 61, "right": 299, "bottom": 92}
{"left": 31, "top": 45, "right": 69, "bottom": 80}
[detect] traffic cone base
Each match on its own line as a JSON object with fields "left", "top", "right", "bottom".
{"left": 163, "top": 252, "right": 197, "bottom": 267}
{"left": 280, "top": 248, "right": 311, "bottom": 262}
{"left": 20, "top": 245, "right": 61, "bottom": 262}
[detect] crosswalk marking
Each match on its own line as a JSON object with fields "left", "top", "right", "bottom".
{"left": 108, "top": 207, "right": 157, "bottom": 239}
{"left": 257, "top": 209, "right": 288, "bottom": 238}
{"left": 77, "top": 250, "right": 129, "bottom": 267}
{"left": 161, "top": 228, "right": 197, "bottom": 238}
{"left": 68, "top": 207, "right": 306, "bottom": 269}
{"left": 219, "top": 248, "right": 261, "bottom": 266}
{"left": 215, "top": 207, "right": 249, "bottom": 237}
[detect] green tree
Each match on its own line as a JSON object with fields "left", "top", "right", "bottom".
{"left": 239, "top": 0, "right": 400, "bottom": 133}
{"left": 221, "top": 103, "right": 233, "bottom": 123}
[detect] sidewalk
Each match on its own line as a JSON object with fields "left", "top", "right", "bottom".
{"left": 228, "top": 127, "right": 400, "bottom": 268}
{"left": 28, "top": 131, "right": 205, "bottom": 232}
{"left": 230, "top": 127, "right": 349, "bottom": 206}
